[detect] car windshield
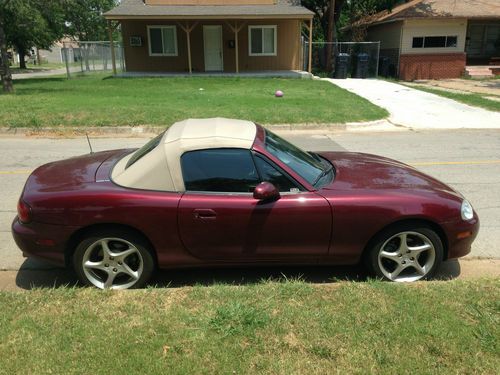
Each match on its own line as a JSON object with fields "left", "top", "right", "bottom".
{"left": 264, "top": 130, "right": 328, "bottom": 186}
{"left": 125, "top": 131, "right": 165, "bottom": 169}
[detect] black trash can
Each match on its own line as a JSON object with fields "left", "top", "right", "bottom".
{"left": 334, "top": 53, "right": 350, "bottom": 79}
{"left": 378, "top": 56, "right": 390, "bottom": 77}
{"left": 354, "top": 53, "right": 369, "bottom": 78}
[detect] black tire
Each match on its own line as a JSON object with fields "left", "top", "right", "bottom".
{"left": 365, "top": 224, "right": 443, "bottom": 282}
{"left": 73, "top": 229, "right": 155, "bottom": 289}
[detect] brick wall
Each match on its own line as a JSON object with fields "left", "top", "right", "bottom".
{"left": 399, "top": 53, "right": 466, "bottom": 81}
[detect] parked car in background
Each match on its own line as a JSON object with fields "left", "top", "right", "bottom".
{"left": 12, "top": 118, "right": 479, "bottom": 289}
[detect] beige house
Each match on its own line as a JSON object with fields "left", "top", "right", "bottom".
{"left": 363, "top": 0, "right": 500, "bottom": 80}
{"left": 104, "top": 0, "right": 314, "bottom": 74}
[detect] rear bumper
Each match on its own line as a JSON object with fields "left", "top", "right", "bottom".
{"left": 11, "top": 217, "right": 78, "bottom": 267}
{"left": 442, "top": 214, "right": 480, "bottom": 260}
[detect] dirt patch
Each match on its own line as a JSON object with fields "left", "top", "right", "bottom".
{"left": 408, "top": 78, "right": 500, "bottom": 96}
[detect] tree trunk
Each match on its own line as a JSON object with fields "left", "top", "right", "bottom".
{"left": 0, "top": 22, "right": 14, "bottom": 93}
{"left": 18, "top": 48, "right": 27, "bottom": 69}
{"left": 324, "top": 0, "right": 335, "bottom": 73}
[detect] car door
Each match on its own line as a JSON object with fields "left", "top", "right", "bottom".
{"left": 177, "top": 148, "right": 332, "bottom": 260}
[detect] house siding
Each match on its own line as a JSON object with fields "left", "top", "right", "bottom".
{"left": 401, "top": 19, "right": 467, "bottom": 54}
{"left": 121, "top": 18, "right": 301, "bottom": 73}
{"left": 365, "top": 21, "right": 403, "bottom": 76}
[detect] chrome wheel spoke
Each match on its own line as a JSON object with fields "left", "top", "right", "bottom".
{"left": 413, "top": 262, "right": 426, "bottom": 275}
{"left": 103, "top": 271, "right": 117, "bottom": 289}
{"left": 121, "top": 263, "right": 139, "bottom": 280}
{"left": 84, "top": 260, "right": 107, "bottom": 272}
{"left": 397, "top": 233, "right": 409, "bottom": 253}
{"left": 390, "top": 264, "right": 405, "bottom": 280}
{"left": 408, "top": 243, "right": 431, "bottom": 257}
{"left": 379, "top": 250, "right": 401, "bottom": 264}
{"left": 100, "top": 240, "right": 113, "bottom": 259}
{"left": 114, "top": 247, "right": 136, "bottom": 261}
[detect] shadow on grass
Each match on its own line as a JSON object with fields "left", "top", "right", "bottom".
{"left": 14, "top": 258, "right": 462, "bottom": 290}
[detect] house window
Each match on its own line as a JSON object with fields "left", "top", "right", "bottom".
{"left": 249, "top": 26, "right": 277, "bottom": 56}
{"left": 412, "top": 35, "right": 458, "bottom": 49}
{"left": 148, "top": 26, "right": 178, "bottom": 56}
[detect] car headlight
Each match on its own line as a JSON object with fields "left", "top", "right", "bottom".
{"left": 461, "top": 200, "right": 474, "bottom": 221}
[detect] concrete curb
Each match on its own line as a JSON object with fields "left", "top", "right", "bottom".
{"left": 0, "top": 120, "right": 400, "bottom": 137}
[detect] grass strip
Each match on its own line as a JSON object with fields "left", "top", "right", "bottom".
{"left": 0, "top": 278, "right": 498, "bottom": 374}
{"left": 408, "top": 85, "right": 500, "bottom": 112}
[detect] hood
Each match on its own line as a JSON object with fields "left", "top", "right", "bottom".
{"left": 23, "top": 150, "right": 126, "bottom": 195}
{"left": 319, "top": 152, "right": 461, "bottom": 198}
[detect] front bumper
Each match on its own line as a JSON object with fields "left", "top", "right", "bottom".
{"left": 441, "top": 214, "right": 480, "bottom": 260}
{"left": 11, "top": 217, "right": 78, "bottom": 267}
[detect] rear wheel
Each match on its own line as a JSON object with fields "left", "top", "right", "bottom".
{"left": 73, "top": 230, "right": 155, "bottom": 289}
{"left": 366, "top": 225, "right": 443, "bottom": 282}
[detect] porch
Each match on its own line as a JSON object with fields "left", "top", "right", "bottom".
{"left": 116, "top": 70, "right": 312, "bottom": 78}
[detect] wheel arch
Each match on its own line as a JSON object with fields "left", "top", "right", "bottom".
{"left": 64, "top": 223, "right": 157, "bottom": 268}
{"left": 361, "top": 218, "right": 449, "bottom": 262}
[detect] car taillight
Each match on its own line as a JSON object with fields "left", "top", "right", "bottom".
{"left": 17, "top": 199, "right": 32, "bottom": 224}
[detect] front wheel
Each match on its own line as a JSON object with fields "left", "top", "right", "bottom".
{"left": 73, "top": 230, "right": 155, "bottom": 290}
{"left": 366, "top": 226, "right": 443, "bottom": 282}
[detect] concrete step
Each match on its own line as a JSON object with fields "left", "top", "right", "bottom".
{"left": 465, "top": 66, "right": 494, "bottom": 78}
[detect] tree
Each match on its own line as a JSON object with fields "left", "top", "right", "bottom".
{"left": 1, "top": 0, "right": 65, "bottom": 69}
{"left": 64, "top": 0, "right": 118, "bottom": 42}
{"left": 64, "top": 0, "right": 118, "bottom": 71}
{"left": 0, "top": 19, "right": 14, "bottom": 93}
{"left": 301, "top": 0, "right": 346, "bottom": 72}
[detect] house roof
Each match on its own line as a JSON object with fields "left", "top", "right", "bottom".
{"left": 112, "top": 118, "right": 257, "bottom": 192}
{"left": 104, "top": 0, "right": 314, "bottom": 20}
{"left": 363, "top": 0, "right": 500, "bottom": 26}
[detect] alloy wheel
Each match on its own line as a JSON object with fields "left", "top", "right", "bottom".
{"left": 82, "top": 237, "right": 144, "bottom": 289}
{"left": 377, "top": 231, "right": 436, "bottom": 282}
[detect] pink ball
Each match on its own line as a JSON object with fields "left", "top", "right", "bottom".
{"left": 275, "top": 90, "right": 284, "bottom": 97}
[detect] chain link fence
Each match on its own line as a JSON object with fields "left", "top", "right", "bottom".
{"left": 303, "top": 41, "right": 381, "bottom": 78}
{"left": 62, "top": 41, "right": 125, "bottom": 78}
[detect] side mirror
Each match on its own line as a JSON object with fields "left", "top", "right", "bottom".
{"left": 253, "top": 182, "right": 280, "bottom": 201}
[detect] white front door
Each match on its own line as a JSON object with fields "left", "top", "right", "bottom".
{"left": 203, "top": 25, "right": 223, "bottom": 71}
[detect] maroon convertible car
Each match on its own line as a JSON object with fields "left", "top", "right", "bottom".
{"left": 13, "top": 118, "right": 479, "bottom": 289}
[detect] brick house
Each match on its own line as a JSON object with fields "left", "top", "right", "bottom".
{"left": 362, "top": 0, "right": 500, "bottom": 80}
{"left": 104, "top": 0, "right": 314, "bottom": 74}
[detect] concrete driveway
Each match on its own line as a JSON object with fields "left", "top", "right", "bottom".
{"left": 327, "top": 78, "right": 500, "bottom": 129}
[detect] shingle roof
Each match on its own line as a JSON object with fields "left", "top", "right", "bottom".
{"left": 363, "top": 0, "right": 500, "bottom": 25}
{"left": 104, "top": 0, "right": 314, "bottom": 19}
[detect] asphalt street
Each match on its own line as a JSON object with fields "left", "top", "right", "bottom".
{"left": 1, "top": 129, "right": 499, "bottom": 272}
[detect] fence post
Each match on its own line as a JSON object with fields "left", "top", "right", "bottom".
{"left": 63, "top": 44, "right": 71, "bottom": 79}
{"left": 375, "top": 41, "right": 380, "bottom": 78}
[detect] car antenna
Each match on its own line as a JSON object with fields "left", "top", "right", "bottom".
{"left": 85, "top": 133, "right": 94, "bottom": 154}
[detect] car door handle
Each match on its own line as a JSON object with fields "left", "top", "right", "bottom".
{"left": 193, "top": 209, "right": 217, "bottom": 219}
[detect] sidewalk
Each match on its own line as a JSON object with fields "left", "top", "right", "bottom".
{"left": 326, "top": 78, "right": 500, "bottom": 129}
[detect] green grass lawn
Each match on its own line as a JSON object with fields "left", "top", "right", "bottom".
{"left": 406, "top": 85, "right": 500, "bottom": 112}
{"left": 0, "top": 74, "right": 388, "bottom": 127}
{"left": 0, "top": 279, "right": 498, "bottom": 374}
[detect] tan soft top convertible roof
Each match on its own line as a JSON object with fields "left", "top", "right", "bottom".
{"left": 112, "top": 118, "right": 257, "bottom": 192}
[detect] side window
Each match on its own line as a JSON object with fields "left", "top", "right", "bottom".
{"left": 254, "top": 155, "right": 301, "bottom": 193}
{"left": 181, "top": 149, "right": 260, "bottom": 193}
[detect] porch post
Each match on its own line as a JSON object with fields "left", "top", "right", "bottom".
{"left": 179, "top": 22, "right": 198, "bottom": 74}
{"left": 308, "top": 18, "right": 313, "bottom": 74}
{"left": 108, "top": 20, "right": 117, "bottom": 75}
{"left": 227, "top": 21, "right": 245, "bottom": 74}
